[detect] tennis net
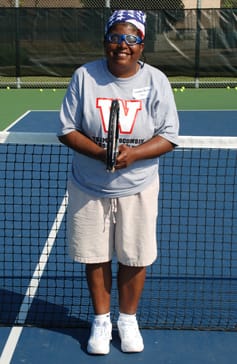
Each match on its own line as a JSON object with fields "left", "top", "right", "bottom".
{"left": 0, "top": 132, "right": 237, "bottom": 330}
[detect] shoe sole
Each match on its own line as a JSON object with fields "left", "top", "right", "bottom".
{"left": 87, "top": 343, "right": 110, "bottom": 355}
{"left": 120, "top": 342, "right": 144, "bottom": 353}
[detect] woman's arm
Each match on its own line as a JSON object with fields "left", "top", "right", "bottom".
{"left": 58, "top": 131, "right": 106, "bottom": 162}
{"left": 59, "top": 132, "right": 174, "bottom": 170}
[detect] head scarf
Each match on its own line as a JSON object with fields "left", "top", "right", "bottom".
{"left": 105, "top": 10, "right": 146, "bottom": 39}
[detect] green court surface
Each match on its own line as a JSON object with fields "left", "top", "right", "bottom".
{"left": 0, "top": 87, "right": 236, "bottom": 130}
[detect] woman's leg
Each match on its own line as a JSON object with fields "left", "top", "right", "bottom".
{"left": 86, "top": 261, "right": 112, "bottom": 314}
{"left": 117, "top": 263, "right": 146, "bottom": 352}
{"left": 117, "top": 263, "right": 146, "bottom": 314}
{"left": 86, "top": 261, "right": 113, "bottom": 354}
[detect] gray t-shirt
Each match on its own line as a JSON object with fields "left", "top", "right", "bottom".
{"left": 58, "top": 58, "right": 179, "bottom": 198}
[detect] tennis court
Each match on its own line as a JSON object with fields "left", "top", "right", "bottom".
{"left": 0, "top": 88, "right": 237, "bottom": 363}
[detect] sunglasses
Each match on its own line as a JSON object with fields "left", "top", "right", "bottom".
{"left": 105, "top": 33, "right": 143, "bottom": 46}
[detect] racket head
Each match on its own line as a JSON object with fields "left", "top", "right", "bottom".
{"left": 106, "top": 99, "right": 120, "bottom": 172}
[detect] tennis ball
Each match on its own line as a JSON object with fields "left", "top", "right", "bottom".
{"left": 235, "top": 86, "right": 237, "bottom": 91}
{"left": 53, "top": 88, "right": 56, "bottom": 92}
{"left": 6, "top": 86, "right": 10, "bottom": 90}
{"left": 226, "top": 86, "right": 230, "bottom": 90}
{"left": 39, "top": 88, "right": 43, "bottom": 92}
{"left": 173, "top": 88, "right": 178, "bottom": 92}
{"left": 180, "top": 88, "right": 185, "bottom": 92}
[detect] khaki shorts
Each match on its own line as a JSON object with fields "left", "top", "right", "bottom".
{"left": 67, "top": 178, "right": 159, "bottom": 267}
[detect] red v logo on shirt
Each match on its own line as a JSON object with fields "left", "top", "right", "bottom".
{"left": 96, "top": 98, "right": 142, "bottom": 135}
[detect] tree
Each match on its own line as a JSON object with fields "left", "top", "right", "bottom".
{"left": 221, "top": 0, "right": 237, "bottom": 7}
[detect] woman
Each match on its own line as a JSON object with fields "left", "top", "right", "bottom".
{"left": 58, "top": 10, "right": 179, "bottom": 355}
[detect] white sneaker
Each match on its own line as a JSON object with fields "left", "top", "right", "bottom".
{"left": 87, "top": 319, "right": 112, "bottom": 355}
{"left": 117, "top": 318, "right": 144, "bottom": 353}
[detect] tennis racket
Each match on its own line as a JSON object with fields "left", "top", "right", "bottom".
{"left": 106, "top": 99, "right": 120, "bottom": 172}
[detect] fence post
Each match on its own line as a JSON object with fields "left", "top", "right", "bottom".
{"left": 194, "top": 1, "right": 202, "bottom": 88}
{"left": 15, "top": 0, "right": 21, "bottom": 88}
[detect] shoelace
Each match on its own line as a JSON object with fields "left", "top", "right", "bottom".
{"left": 119, "top": 321, "right": 140, "bottom": 339}
{"left": 93, "top": 322, "right": 111, "bottom": 339}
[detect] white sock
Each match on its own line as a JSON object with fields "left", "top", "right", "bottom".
{"left": 94, "top": 313, "right": 111, "bottom": 323}
{"left": 118, "top": 312, "right": 136, "bottom": 322}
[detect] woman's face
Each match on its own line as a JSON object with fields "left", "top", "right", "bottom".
{"left": 104, "top": 23, "right": 145, "bottom": 78}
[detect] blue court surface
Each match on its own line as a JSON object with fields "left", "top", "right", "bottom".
{"left": 6, "top": 109, "right": 237, "bottom": 135}
{"left": 1, "top": 110, "right": 237, "bottom": 364}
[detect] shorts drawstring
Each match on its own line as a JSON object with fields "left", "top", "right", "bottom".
{"left": 103, "top": 198, "right": 118, "bottom": 231}
{"left": 111, "top": 198, "right": 117, "bottom": 224}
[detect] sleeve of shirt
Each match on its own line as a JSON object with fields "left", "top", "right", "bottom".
{"left": 57, "top": 70, "right": 83, "bottom": 137}
{"left": 154, "top": 74, "right": 180, "bottom": 146}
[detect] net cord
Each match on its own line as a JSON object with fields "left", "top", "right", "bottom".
{"left": 0, "top": 132, "right": 237, "bottom": 149}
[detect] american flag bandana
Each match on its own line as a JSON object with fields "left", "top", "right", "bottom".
{"left": 105, "top": 10, "right": 146, "bottom": 39}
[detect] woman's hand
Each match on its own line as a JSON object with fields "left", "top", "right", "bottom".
{"left": 115, "top": 135, "right": 175, "bottom": 170}
{"left": 115, "top": 144, "right": 136, "bottom": 169}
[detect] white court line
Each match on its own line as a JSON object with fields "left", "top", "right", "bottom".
{"left": 4, "top": 110, "right": 32, "bottom": 131}
{"left": 0, "top": 193, "right": 68, "bottom": 364}
{"left": 3, "top": 109, "right": 60, "bottom": 132}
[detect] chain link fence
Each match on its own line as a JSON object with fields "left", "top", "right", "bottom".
{"left": 0, "top": 1, "right": 236, "bottom": 88}
{"left": 1, "top": 0, "right": 237, "bottom": 9}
